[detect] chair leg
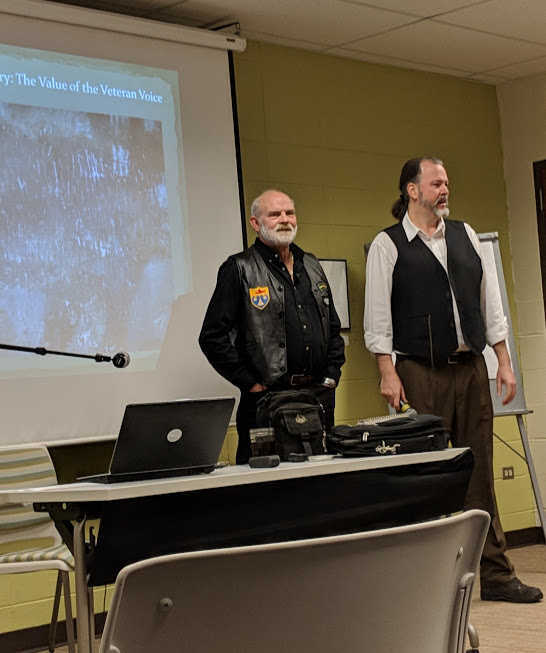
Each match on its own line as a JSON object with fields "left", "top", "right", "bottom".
{"left": 467, "top": 621, "right": 480, "bottom": 652}
{"left": 88, "top": 585, "right": 95, "bottom": 641}
{"left": 48, "top": 571, "right": 63, "bottom": 652}
{"left": 61, "top": 571, "right": 76, "bottom": 653}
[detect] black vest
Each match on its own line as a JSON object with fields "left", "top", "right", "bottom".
{"left": 233, "top": 244, "right": 331, "bottom": 386}
{"left": 385, "top": 219, "right": 486, "bottom": 366}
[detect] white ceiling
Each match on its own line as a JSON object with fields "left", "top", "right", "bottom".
{"left": 42, "top": 0, "right": 546, "bottom": 84}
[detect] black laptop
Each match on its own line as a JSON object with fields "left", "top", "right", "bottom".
{"left": 80, "top": 397, "right": 235, "bottom": 484}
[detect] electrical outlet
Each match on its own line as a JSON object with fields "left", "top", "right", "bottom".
{"left": 502, "top": 466, "right": 515, "bottom": 480}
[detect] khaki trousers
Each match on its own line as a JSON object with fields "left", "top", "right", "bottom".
{"left": 397, "top": 354, "right": 514, "bottom": 583}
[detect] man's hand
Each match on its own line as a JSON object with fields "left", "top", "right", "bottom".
{"left": 496, "top": 364, "right": 516, "bottom": 405}
{"left": 493, "top": 341, "right": 517, "bottom": 405}
{"left": 376, "top": 354, "right": 406, "bottom": 410}
{"left": 249, "top": 383, "right": 267, "bottom": 393}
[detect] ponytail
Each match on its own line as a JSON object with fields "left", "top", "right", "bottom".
{"left": 391, "top": 156, "right": 443, "bottom": 221}
{"left": 391, "top": 194, "right": 408, "bottom": 221}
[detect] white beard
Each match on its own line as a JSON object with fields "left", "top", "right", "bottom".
{"left": 418, "top": 190, "right": 449, "bottom": 219}
{"left": 433, "top": 205, "right": 450, "bottom": 219}
{"left": 259, "top": 223, "right": 297, "bottom": 247}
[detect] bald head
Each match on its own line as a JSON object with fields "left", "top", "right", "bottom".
{"left": 251, "top": 190, "right": 294, "bottom": 219}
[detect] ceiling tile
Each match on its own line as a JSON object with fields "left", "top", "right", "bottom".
{"left": 349, "top": 20, "right": 546, "bottom": 72}
{"left": 338, "top": 0, "right": 494, "bottom": 18}
{"left": 466, "top": 73, "right": 511, "bottom": 84}
{"left": 147, "top": 13, "right": 206, "bottom": 28}
{"left": 486, "top": 55, "right": 546, "bottom": 79}
{"left": 157, "top": 0, "right": 416, "bottom": 46}
{"left": 149, "top": 0, "right": 189, "bottom": 7}
{"left": 325, "top": 46, "right": 472, "bottom": 77}
{"left": 46, "top": 0, "right": 162, "bottom": 13}
{"left": 38, "top": 0, "right": 546, "bottom": 81}
{"left": 123, "top": 0, "right": 166, "bottom": 9}
{"left": 240, "top": 30, "right": 325, "bottom": 52}
{"left": 437, "top": 0, "right": 546, "bottom": 45}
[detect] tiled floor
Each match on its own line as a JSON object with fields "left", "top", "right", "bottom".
{"left": 469, "top": 544, "right": 546, "bottom": 653}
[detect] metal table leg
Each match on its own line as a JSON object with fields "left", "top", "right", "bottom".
{"left": 73, "top": 518, "right": 92, "bottom": 653}
{"left": 517, "top": 414, "right": 546, "bottom": 541}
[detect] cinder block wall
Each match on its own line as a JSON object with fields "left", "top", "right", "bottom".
{"left": 497, "top": 72, "right": 546, "bottom": 523}
{"left": 233, "top": 41, "right": 537, "bottom": 533}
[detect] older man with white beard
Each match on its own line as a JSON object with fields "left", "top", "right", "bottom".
{"left": 363, "top": 157, "right": 542, "bottom": 603}
{"left": 200, "top": 189, "right": 345, "bottom": 464}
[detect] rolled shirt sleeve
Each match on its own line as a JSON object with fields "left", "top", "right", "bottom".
{"left": 363, "top": 232, "right": 398, "bottom": 354}
{"left": 464, "top": 223, "right": 508, "bottom": 347}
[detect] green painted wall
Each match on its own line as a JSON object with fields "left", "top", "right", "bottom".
{"left": 233, "top": 40, "right": 536, "bottom": 532}
{"left": 1, "top": 40, "right": 537, "bottom": 639}
{"left": 237, "top": 42, "right": 495, "bottom": 418}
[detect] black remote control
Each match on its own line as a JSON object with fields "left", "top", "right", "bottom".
{"left": 249, "top": 455, "right": 280, "bottom": 468}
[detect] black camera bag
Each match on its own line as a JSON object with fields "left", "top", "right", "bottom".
{"left": 326, "top": 414, "right": 449, "bottom": 457}
{"left": 256, "top": 389, "right": 326, "bottom": 460}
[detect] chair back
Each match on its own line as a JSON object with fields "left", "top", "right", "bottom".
{"left": 100, "top": 509, "right": 489, "bottom": 653}
{"left": 0, "top": 446, "right": 63, "bottom": 553}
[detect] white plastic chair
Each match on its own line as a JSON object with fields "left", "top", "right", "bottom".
{"left": 100, "top": 509, "right": 490, "bottom": 653}
{"left": 0, "top": 446, "right": 75, "bottom": 653}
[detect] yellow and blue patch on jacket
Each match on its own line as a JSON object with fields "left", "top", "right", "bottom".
{"left": 249, "top": 286, "right": 270, "bottom": 310}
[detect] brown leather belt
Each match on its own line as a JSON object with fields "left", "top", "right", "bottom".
{"left": 446, "top": 351, "right": 476, "bottom": 365}
{"left": 397, "top": 351, "right": 476, "bottom": 366}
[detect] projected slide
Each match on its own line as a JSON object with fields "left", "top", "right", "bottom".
{"left": 0, "top": 43, "right": 190, "bottom": 376}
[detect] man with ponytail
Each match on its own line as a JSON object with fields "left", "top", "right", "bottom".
{"left": 364, "top": 157, "right": 542, "bottom": 603}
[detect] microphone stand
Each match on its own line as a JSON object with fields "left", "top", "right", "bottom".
{"left": 0, "top": 343, "right": 128, "bottom": 366}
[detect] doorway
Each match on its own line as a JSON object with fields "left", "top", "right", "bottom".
{"left": 533, "top": 159, "right": 546, "bottom": 321}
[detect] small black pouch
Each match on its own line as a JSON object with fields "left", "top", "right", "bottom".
{"left": 256, "top": 390, "right": 326, "bottom": 461}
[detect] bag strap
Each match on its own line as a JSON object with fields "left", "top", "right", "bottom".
{"left": 301, "top": 439, "right": 313, "bottom": 455}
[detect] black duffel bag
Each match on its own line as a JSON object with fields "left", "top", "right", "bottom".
{"left": 256, "top": 389, "right": 326, "bottom": 460}
{"left": 326, "top": 414, "right": 449, "bottom": 457}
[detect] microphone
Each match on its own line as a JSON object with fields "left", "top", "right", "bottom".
{"left": 112, "top": 352, "right": 131, "bottom": 368}
{"left": 0, "top": 343, "right": 131, "bottom": 368}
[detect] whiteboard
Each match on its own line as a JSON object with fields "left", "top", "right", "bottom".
{"left": 479, "top": 233, "right": 528, "bottom": 416}
{"left": 319, "top": 259, "right": 350, "bottom": 329}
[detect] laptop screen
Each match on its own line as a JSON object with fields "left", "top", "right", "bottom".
{"left": 109, "top": 397, "right": 235, "bottom": 476}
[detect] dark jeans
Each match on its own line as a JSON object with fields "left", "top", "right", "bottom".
{"left": 396, "top": 354, "right": 514, "bottom": 584}
{"left": 235, "top": 384, "right": 336, "bottom": 464}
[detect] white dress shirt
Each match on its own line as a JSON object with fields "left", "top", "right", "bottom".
{"left": 364, "top": 213, "right": 508, "bottom": 354}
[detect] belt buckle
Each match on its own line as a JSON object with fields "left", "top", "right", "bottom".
{"left": 290, "top": 374, "right": 308, "bottom": 386}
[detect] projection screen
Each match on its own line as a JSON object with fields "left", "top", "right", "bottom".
{"left": 0, "top": 1, "right": 246, "bottom": 445}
